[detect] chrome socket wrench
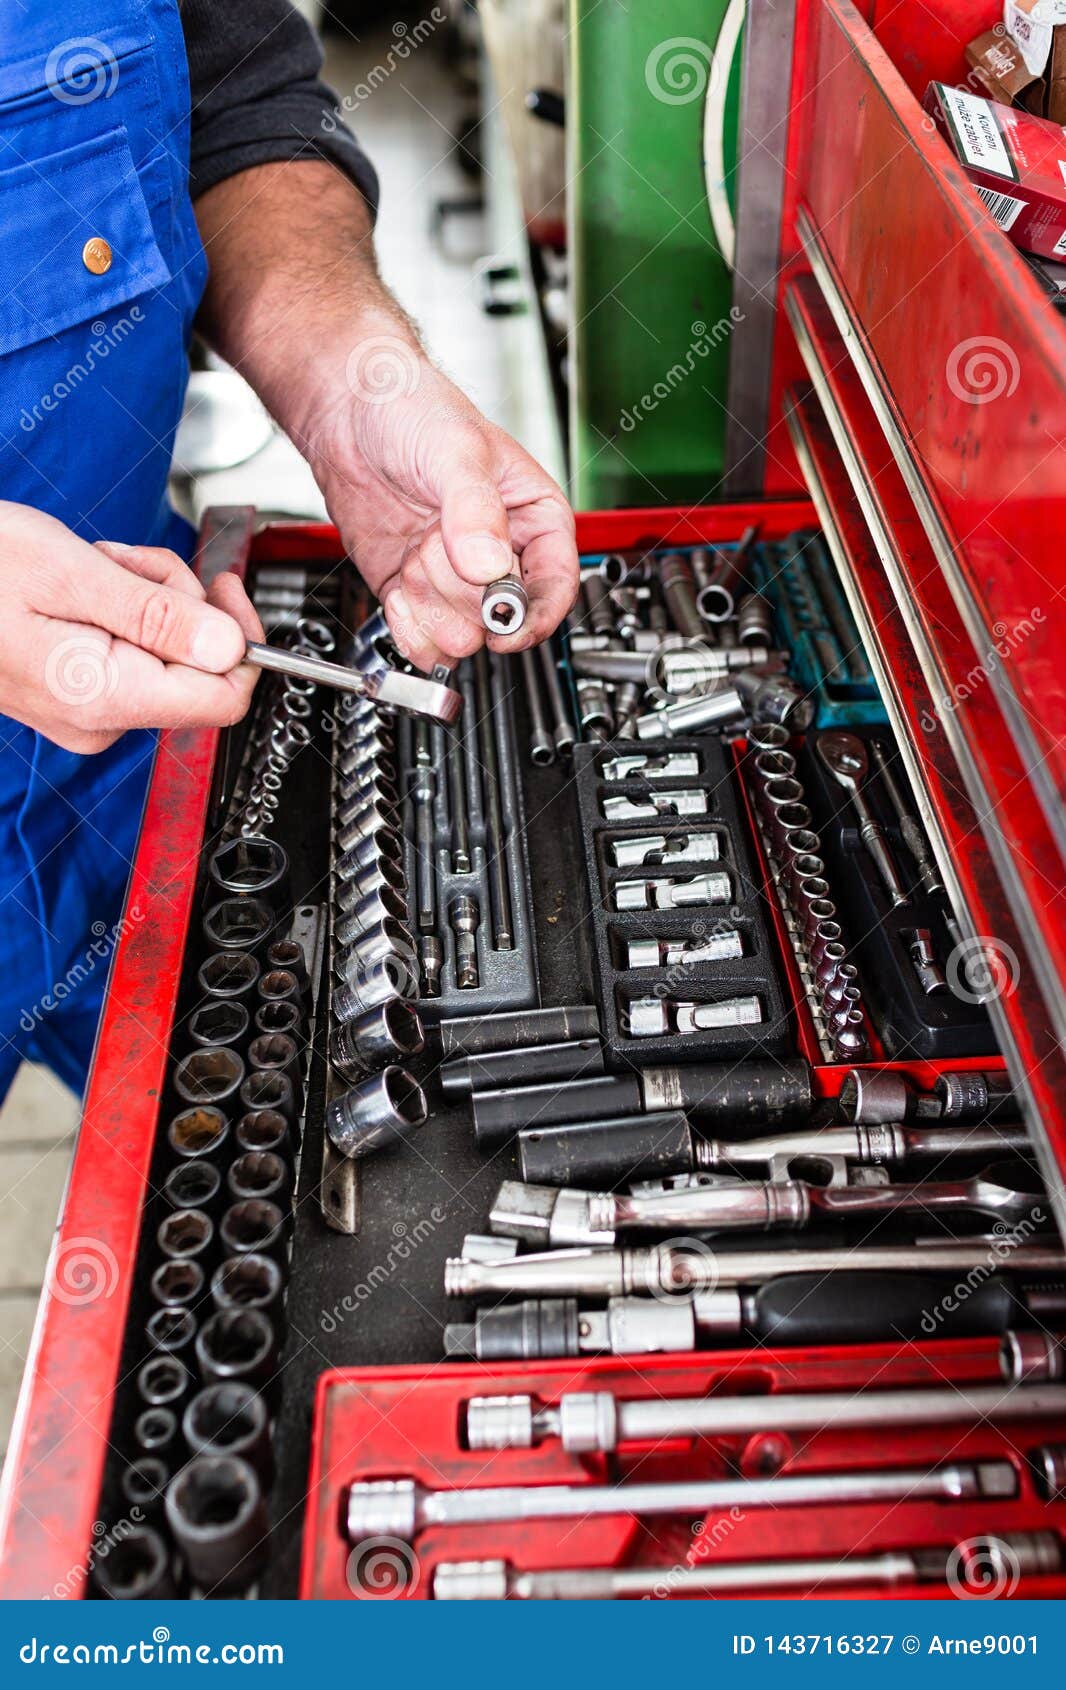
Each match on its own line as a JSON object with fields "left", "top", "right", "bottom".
{"left": 325, "top": 1066, "right": 428, "bottom": 1159}
{"left": 465, "top": 1380, "right": 1066, "bottom": 1453}
{"left": 610, "top": 832, "right": 719, "bottom": 868}
{"left": 625, "top": 995, "right": 762, "bottom": 1037}
{"left": 433, "top": 1534, "right": 1060, "bottom": 1600}
{"left": 346, "top": 1461, "right": 1017, "bottom": 1545}
{"left": 615, "top": 872, "right": 730, "bottom": 910}
{"left": 603, "top": 790, "right": 708, "bottom": 822}
{"left": 444, "top": 1239, "right": 1066, "bottom": 1299}
{"left": 489, "top": 1164, "right": 1048, "bottom": 1248}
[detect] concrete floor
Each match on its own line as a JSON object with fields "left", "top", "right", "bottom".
{"left": 0, "top": 16, "right": 528, "bottom": 1461}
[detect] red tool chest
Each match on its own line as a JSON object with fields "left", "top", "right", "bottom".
{"left": 2, "top": 0, "right": 1066, "bottom": 1600}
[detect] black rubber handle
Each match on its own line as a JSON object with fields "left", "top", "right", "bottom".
{"left": 751, "top": 1271, "right": 1019, "bottom": 1344}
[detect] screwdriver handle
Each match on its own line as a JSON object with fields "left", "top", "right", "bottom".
{"left": 751, "top": 1271, "right": 1020, "bottom": 1345}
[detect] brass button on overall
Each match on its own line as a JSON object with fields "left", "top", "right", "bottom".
{"left": 82, "top": 236, "right": 113, "bottom": 275}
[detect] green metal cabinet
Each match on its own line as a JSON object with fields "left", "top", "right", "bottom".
{"left": 569, "top": 0, "right": 742, "bottom": 507}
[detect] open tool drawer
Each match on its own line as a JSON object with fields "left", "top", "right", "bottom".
{"left": 4, "top": 9, "right": 1066, "bottom": 1598}
{"left": 0, "top": 483, "right": 1062, "bottom": 1601}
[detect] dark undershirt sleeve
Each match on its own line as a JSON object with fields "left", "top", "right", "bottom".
{"left": 179, "top": 0, "right": 379, "bottom": 213}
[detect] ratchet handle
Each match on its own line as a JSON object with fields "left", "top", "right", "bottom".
{"left": 751, "top": 1271, "right": 1021, "bottom": 1345}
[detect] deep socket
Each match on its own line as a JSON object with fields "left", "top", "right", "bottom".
{"left": 211, "top": 1252, "right": 286, "bottom": 1322}
{"left": 93, "top": 1525, "right": 177, "bottom": 1600}
{"left": 219, "top": 1199, "right": 288, "bottom": 1265}
{"left": 325, "top": 1066, "right": 428, "bottom": 1159}
{"left": 184, "top": 1383, "right": 274, "bottom": 1484}
{"left": 145, "top": 1307, "right": 197, "bottom": 1357}
{"left": 167, "top": 1106, "right": 230, "bottom": 1163}
{"left": 195, "top": 1308, "right": 279, "bottom": 1398}
{"left": 187, "top": 1001, "right": 250, "bottom": 1050}
{"left": 441, "top": 1039, "right": 604, "bottom": 1100}
{"left": 198, "top": 950, "right": 260, "bottom": 1004}
{"left": 173, "top": 1046, "right": 245, "bottom": 1107}
{"left": 156, "top": 1208, "right": 214, "bottom": 1264}
{"left": 235, "top": 1109, "right": 293, "bottom": 1160}
{"left": 238, "top": 1069, "right": 296, "bottom": 1122}
{"left": 165, "top": 1455, "right": 269, "bottom": 1594}
{"left": 162, "top": 1160, "right": 222, "bottom": 1215}
{"left": 150, "top": 1259, "right": 205, "bottom": 1308}
{"left": 226, "top": 1150, "right": 291, "bottom": 1207}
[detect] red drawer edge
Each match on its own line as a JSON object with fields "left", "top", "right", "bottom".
{"left": 794, "top": 0, "right": 1066, "bottom": 875}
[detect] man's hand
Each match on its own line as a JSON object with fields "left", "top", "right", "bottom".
{"left": 311, "top": 347, "right": 578, "bottom": 670}
{"left": 0, "top": 503, "right": 262, "bottom": 754}
{"left": 193, "top": 162, "right": 580, "bottom": 669}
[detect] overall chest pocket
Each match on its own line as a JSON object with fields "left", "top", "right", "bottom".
{"left": 0, "top": 123, "right": 171, "bottom": 359}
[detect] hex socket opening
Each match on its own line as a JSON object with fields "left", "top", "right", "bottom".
{"left": 137, "top": 1355, "right": 192, "bottom": 1406}
{"left": 188, "top": 1001, "right": 249, "bottom": 1048}
{"left": 185, "top": 1383, "right": 267, "bottom": 1455}
{"left": 198, "top": 951, "right": 260, "bottom": 1000}
{"left": 174, "top": 1046, "right": 245, "bottom": 1105}
{"left": 146, "top": 1307, "right": 196, "bottom": 1353}
{"left": 163, "top": 1161, "right": 222, "bottom": 1213}
{"left": 211, "top": 1253, "right": 284, "bottom": 1312}
{"left": 236, "top": 1109, "right": 291, "bottom": 1156}
{"left": 168, "top": 1106, "right": 229, "bottom": 1159}
{"left": 151, "top": 1259, "right": 205, "bottom": 1307}
{"left": 220, "top": 1199, "right": 285, "bottom": 1256}
{"left": 157, "top": 1209, "right": 213, "bottom": 1261}
{"left": 227, "top": 1151, "right": 289, "bottom": 1205}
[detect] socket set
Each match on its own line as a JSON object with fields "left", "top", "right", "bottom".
{"left": 302, "top": 1347, "right": 1066, "bottom": 1599}
{"left": 752, "top": 531, "right": 886, "bottom": 727}
{"left": 27, "top": 509, "right": 1066, "bottom": 1606}
{"left": 574, "top": 737, "right": 791, "bottom": 1065}
{"left": 394, "top": 649, "right": 538, "bottom": 1016}
{"left": 93, "top": 633, "right": 328, "bottom": 1597}
{"left": 798, "top": 727, "right": 994, "bottom": 1059}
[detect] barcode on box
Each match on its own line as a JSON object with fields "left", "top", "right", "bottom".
{"left": 974, "top": 184, "right": 1027, "bottom": 229}
{"left": 1054, "top": 229, "right": 1066, "bottom": 256}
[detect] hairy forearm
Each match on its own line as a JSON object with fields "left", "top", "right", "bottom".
{"left": 194, "top": 161, "right": 418, "bottom": 447}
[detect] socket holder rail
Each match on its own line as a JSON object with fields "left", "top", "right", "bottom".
{"left": 573, "top": 738, "right": 790, "bottom": 1065}
{"left": 395, "top": 652, "right": 538, "bottom": 1017}
{"left": 798, "top": 728, "right": 994, "bottom": 1060}
{"left": 752, "top": 530, "right": 885, "bottom": 728}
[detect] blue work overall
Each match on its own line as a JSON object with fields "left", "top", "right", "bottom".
{"left": 0, "top": 2, "right": 206, "bottom": 1097}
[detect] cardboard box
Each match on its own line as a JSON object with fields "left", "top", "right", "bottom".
{"left": 965, "top": 27, "right": 1045, "bottom": 111}
{"left": 923, "top": 80, "right": 1066, "bottom": 259}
